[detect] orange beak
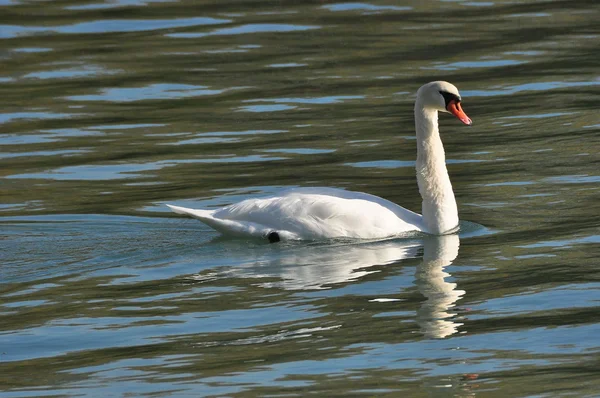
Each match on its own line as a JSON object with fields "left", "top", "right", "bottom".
{"left": 447, "top": 99, "right": 472, "bottom": 125}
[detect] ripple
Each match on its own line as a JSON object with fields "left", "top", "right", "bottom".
{"left": 503, "top": 50, "right": 545, "bottom": 56}
{"left": 162, "top": 137, "right": 240, "bottom": 145}
{"left": 244, "top": 95, "right": 363, "bottom": 105}
{"left": 322, "top": 3, "right": 411, "bottom": 12}
{"left": 0, "top": 17, "right": 231, "bottom": 38}
{"left": 65, "top": 0, "right": 177, "bottom": 10}
{"left": 167, "top": 155, "right": 287, "bottom": 164}
{"left": 12, "top": 47, "right": 53, "bottom": 53}
{"left": 424, "top": 59, "right": 526, "bottom": 71}
{"left": 0, "top": 149, "right": 89, "bottom": 159}
{"left": 0, "top": 128, "right": 106, "bottom": 145}
{"left": 163, "top": 129, "right": 286, "bottom": 145}
{"left": 473, "top": 283, "right": 600, "bottom": 320}
{"left": 544, "top": 175, "right": 600, "bottom": 184}
{"left": 346, "top": 160, "right": 414, "bottom": 169}
{"left": 67, "top": 83, "right": 229, "bottom": 102}
{"left": 518, "top": 235, "right": 600, "bottom": 249}
{"left": 0, "top": 111, "right": 73, "bottom": 124}
{"left": 6, "top": 155, "right": 288, "bottom": 180}
{"left": 95, "top": 123, "right": 165, "bottom": 130}
{"left": 194, "top": 129, "right": 286, "bottom": 137}
{"left": 237, "top": 104, "right": 297, "bottom": 113}
{"left": 501, "top": 112, "right": 574, "bottom": 119}
{"left": 463, "top": 80, "right": 600, "bottom": 97}
{"left": 203, "top": 48, "right": 249, "bottom": 54}
{"left": 460, "top": 1, "right": 495, "bottom": 6}
{"left": 481, "top": 181, "right": 535, "bottom": 187}
{"left": 259, "top": 148, "right": 335, "bottom": 155}
{"left": 168, "top": 23, "right": 319, "bottom": 38}
{"left": 508, "top": 12, "right": 551, "bottom": 18}
{"left": 268, "top": 63, "right": 307, "bottom": 68}
{"left": 6, "top": 163, "right": 164, "bottom": 181}
{"left": 0, "top": 200, "right": 44, "bottom": 212}
{"left": 0, "top": 133, "right": 57, "bottom": 145}
{"left": 24, "top": 65, "right": 119, "bottom": 80}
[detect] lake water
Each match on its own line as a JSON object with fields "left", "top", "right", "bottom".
{"left": 2, "top": 0, "right": 599, "bottom": 396}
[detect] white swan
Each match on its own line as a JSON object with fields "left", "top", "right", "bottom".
{"left": 167, "top": 81, "right": 472, "bottom": 241}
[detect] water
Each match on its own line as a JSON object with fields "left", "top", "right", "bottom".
{"left": 1, "top": 0, "right": 599, "bottom": 396}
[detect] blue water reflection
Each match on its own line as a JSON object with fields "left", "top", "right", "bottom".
{"left": 1, "top": 17, "right": 230, "bottom": 38}
{"left": 168, "top": 24, "right": 320, "bottom": 39}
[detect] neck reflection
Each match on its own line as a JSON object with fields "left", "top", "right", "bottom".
{"left": 415, "top": 234, "right": 463, "bottom": 338}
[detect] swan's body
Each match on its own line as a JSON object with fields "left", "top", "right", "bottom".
{"left": 168, "top": 187, "right": 423, "bottom": 240}
{"left": 168, "top": 81, "right": 472, "bottom": 241}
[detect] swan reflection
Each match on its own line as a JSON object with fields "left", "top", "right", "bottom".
{"left": 251, "top": 239, "right": 422, "bottom": 290}
{"left": 193, "top": 234, "right": 463, "bottom": 338}
{"left": 415, "top": 234, "right": 464, "bottom": 338}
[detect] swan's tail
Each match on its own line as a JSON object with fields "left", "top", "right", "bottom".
{"left": 166, "top": 204, "right": 289, "bottom": 240}
{"left": 166, "top": 204, "right": 215, "bottom": 221}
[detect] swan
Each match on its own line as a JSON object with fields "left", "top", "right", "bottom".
{"left": 167, "top": 81, "right": 472, "bottom": 241}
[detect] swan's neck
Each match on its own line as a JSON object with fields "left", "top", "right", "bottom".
{"left": 414, "top": 105, "right": 458, "bottom": 234}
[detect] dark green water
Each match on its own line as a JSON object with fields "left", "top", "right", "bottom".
{"left": 1, "top": 0, "right": 599, "bottom": 396}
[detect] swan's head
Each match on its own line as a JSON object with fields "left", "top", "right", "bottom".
{"left": 416, "top": 81, "right": 472, "bottom": 125}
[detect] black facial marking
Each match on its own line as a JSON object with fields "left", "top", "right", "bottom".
{"left": 267, "top": 231, "right": 280, "bottom": 243}
{"left": 439, "top": 91, "right": 461, "bottom": 107}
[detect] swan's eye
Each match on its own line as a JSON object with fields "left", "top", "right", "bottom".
{"left": 439, "top": 91, "right": 460, "bottom": 107}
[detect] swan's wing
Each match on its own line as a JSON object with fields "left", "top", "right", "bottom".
{"left": 282, "top": 187, "right": 424, "bottom": 226}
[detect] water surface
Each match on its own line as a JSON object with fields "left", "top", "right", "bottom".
{"left": 2, "top": 0, "right": 600, "bottom": 396}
